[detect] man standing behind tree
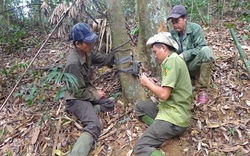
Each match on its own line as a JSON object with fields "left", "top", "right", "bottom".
{"left": 167, "top": 4, "right": 215, "bottom": 104}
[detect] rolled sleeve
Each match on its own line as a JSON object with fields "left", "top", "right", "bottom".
{"left": 92, "top": 51, "right": 115, "bottom": 66}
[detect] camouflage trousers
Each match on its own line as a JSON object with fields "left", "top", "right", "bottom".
{"left": 186, "top": 46, "right": 215, "bottom": 89}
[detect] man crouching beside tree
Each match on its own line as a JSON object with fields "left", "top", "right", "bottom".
{"left": 133, "top": 32, "right": 193, "bottom": 156}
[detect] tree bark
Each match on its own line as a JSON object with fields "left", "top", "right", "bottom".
{"left": 105, "top": 0, "right": 172, "bottom": 103}
{"left": 0, "top": 0, "right": 3, "bottom": 12}
{"left": 106, "top": 0, "right": 148, "bottom": 104}
{"left": 136, "top": 0, "right": 171, "bottom": 73}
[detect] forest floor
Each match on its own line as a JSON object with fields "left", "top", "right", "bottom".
{"left": 0, "top": 17, "right": 250, "bottom": 156}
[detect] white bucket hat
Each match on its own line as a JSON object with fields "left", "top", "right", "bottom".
{"left": 146, "top": 32, "right": 179, "bottom": 51}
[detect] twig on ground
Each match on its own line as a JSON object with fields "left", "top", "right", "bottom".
{"left": 52, "top": 117, "right": 62, "bottom": 156}
{"left": 98, "top": 129, "right": 117, "bottom": 141}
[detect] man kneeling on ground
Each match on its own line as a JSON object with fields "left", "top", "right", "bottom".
{"left": 133, "top": 32, "right": 193, "bottom": 156}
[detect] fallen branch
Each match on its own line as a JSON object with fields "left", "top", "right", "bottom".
{"left": 98, "top": 129, "right": 116, "bottom": 141}
{"left": 52, "top": 117, "right": 62, "bottom": 156}
{"left": 99, "top": 123, "right": 116, "bottom": 137}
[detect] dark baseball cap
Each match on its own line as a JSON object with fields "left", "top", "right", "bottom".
{"left": 71, "top": 22, "right": 98, "bottom": 43}
{"left": 167, "top": 5, "right": 187, "bottom": 20}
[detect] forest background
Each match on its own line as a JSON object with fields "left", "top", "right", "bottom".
{"left": 0, "top": 0, "right": 250, "bottom": 156}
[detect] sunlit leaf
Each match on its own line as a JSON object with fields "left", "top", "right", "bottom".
{"left": 55, "top": 149, "right": 63, "bottom": 156}
{"left": 7, "top": 150, "right": 13, "bottom": 156}
{"left": 2, "top": 70, "right": 8, "bottom": 75}
{"left": 27, "top": 99, "right": 33, "bottom": 106}
{"left": 131, "top": 25, "right": 139, "bottom": 35}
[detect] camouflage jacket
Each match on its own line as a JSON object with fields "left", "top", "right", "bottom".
{"left": 170, "top": 22, "right": 207, "bottom": 62}
{"left": 64, "top": 46, "right": 114, "bottom": 104}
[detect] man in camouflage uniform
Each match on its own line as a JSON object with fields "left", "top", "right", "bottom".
{"left": 167, "top": 5, "right": 215, "bottom": 104}
{"left": 64, "top": 22, "right": 115, "bottom": 156}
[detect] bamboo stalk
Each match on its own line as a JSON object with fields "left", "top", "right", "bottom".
{"left": 194, "top": 0, "right": 206, "bottom": 24}
{"left": 190, "top": 0, "right": 194, "bottom": 22}
{"left": 221, "top": 0, "right": 225, "bottom": 18}
{"left": 207, "top": 0, "right": 210, "bottom": 24}
{"left": 230, "top": 28, "right": 250, "bottom": 76}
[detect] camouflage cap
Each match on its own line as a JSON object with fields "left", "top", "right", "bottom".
{"left": 146, "top": 32, "right": 179, "bottom": 51}
{"left": 71, "top": 22, "right": 98, "bottom": 43}
{"left": 167, "top": 5, "right": 187, "bottom": 20}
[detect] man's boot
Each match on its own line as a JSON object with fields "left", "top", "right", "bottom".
{"left": 70, "top": 132, "right": 94, "bottom": 156}
{"left": 150, "top": 150, "right": 165, "bottom": 156}
{"left": 198, "top": 62, "right": 213, "bottom": 104}
{"left": 141, "top": 115, "right": 154, "bottom": 126}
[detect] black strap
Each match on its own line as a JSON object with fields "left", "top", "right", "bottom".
{"left": 114, "top": 55, "right": 133, "bottom": 65}
{"left": 117, "top": 61, "right": 141, "bottom": 76}
{"left": 118, "top": 67, "right": 136, "bottom": 75}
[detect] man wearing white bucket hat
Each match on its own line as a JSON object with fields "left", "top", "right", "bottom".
{"left": 133, "top": 32, "right": 193, "bottom": 156}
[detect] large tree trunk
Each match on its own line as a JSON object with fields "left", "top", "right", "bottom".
{"left": 106, "top": 0, "right": 172, "bottom": 103}
{"left": 136, "top": 0, "right": 171, "bottom": 73}
{"left": 106, "top": 0, "right": 147, "bottom": 104}
{"left": 106, "top": 0, "right": 184, "bottom": 154}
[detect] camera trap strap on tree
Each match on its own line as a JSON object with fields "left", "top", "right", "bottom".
{"left": 114, "top": 54, "right": 133, "bottom": 65}
{"left": 117, "top": 60, "right": 142, "bottom": 76}
{"left": 111, "top": 41, "right": 142, "bottom": 76}
{"left": 110, "top": 40, "right": 142, "bottom": 76}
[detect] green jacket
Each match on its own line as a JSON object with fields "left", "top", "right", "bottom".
{"left": 64, "top": 47, "right": 114, "bottom": 104}
{"left": 170, "top": 22, "right": 207, "bottom": 62}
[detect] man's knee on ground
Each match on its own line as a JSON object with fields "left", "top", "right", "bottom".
{"left": 84, "top": 123, "right": 101, "bottom": 140}
{"left": 99, "top": 98, "right": 115, "bottom": 112}
{"left": 134, "top": 101, "right": 146, "bottom": 116}
{"left": 133, "top": 144, "right": 143, "bottom": 154}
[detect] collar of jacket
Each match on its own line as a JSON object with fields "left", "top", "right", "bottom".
{"left": 172, "top": 22, "right": 192, "bottom": 38}
{"left": 71, "top": 46, "right": 90, "bottom": 65}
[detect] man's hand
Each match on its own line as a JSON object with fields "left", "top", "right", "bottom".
{"left": 139, "top": 73, "right": 172, "bottom": 100}
{"left": 97, "top": 90, "right": 106, "bottom": 99}
{"left": 139, "top": 73, "right": 154, "bottom": 87}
